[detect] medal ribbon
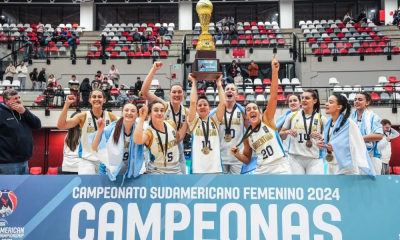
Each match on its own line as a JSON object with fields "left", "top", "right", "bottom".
{"left": 224, "top": 105, "right": 237, "bottom": 135}
{"left": 90, "top": 110, "right": 104, "bottom": 131}
{"left": 170, "top": 102, "right": 182, "bottom": 130}
{"left": 151, "top": 122, "right": 169, "bottom": 167}
{"left": 301, "top": 110, "right": 316, "bottom": 141}
{"left": 236, "top": 121, "right": 261, "bottom": 147}
{"left": 201, "top": 117, "right": 210, "bottom": 149}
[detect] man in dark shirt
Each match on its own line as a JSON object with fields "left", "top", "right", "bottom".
{"left": 38, "top": 67, "right": 47, "bottom": 90}
{"left": 154, "top": 85, "right": 165, "bottom": 99}
{"left": 135, "top": 77, "right": 143, "bottom": 96}
{"left": 100, "top": 77, "right": 111, "bottom": 108}
{"left": 91, "top": 75, "right": 101, "bottom": 90}
{"left": 157, "top": 26, "right": 168, "bottom": 48}
{"left": 356, "top": 9, "right": 367, "bottom": 23}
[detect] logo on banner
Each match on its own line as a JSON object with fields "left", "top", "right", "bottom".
{"left": 0, "top": 190, "right": 17, "bottom": 218}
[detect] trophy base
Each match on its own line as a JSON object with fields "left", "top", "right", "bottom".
{"left": 192, "top": 71, "right": 222, "bottom": 81}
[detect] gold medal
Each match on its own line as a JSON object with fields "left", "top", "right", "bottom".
{"left": 202, "top": 146, "right": 210, "bottom": 155}
{"left": 306, "top": 140, "right": 313, "bottom": 148}
{"left": 225, "top": 134, "right": 232, "bottom": 142}
{"left": 325, "top": 153, "right": 334, "bottom": 162}
{"left": 233, "top": 148, "right": 239, "bottom": 154}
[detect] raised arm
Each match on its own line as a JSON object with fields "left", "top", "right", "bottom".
{"left": 230, "top": 139, "right": 253, "bottom": 164}
{"left": 57, "top": 95, "right": 84, "bottom": 129}
{"left": 141, "top": 62, "right": 167, "bottom": 106}
{"left": 215, "top": 75, "right": 226, "bottom": 122}
{"left": 133, "top": 102, "right": 151, "bottom": 145}
{"left": 188, "top": 74, "right": 198, "bottom": 123}
{"left": 263, "top": 55, "right": 279, "bottom": 129}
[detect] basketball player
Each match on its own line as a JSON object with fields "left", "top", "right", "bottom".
{"left": 187, "top": 74, "right": 226, "bottom": 174}
{"left": 378, "top": 119, "right": 399, "bottom": 175}
{"left": 91, "top": 103, "right": 145, "bottom": 180}
{"left": 317, "top": 94, "right": 373, "bottom": 175}
{"left": 141, "top": 62, "right": 188, "bottom": 174}
{"left": 211, "top": 83, "right": 249, "bottom": 174}
{"left": 279, "top": 89, "right": 326, "bottom": 175}
{"left": 62, "top": 112, "right": 81, "bottom": 174}
{"left": 276, "top": 94, "right": 301, "bottom": 154}
{"left": 350, "top": 92, "right": 383, "bottom": 175}
{"left": 230, "top": 55, "right": 291, "bottom": 174}
{"left": 133, "top": 101, "right": 187, "bottom": 174}
{"left": 57, "top": 89, "right": 118, "bottom": 174}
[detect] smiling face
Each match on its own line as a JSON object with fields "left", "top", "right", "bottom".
{"left": 4, "top": 93, "right": 21, "bottom": 108}
{"left": 301, "top": 92, "right": 317, "bottom": 112}
{"left": 169, "top": 85, "right": 184, "bottom": 105}
{"left": 354, "top": 94, "right": 369, "bottom": 111}
{"left": 150, "top": 102, "right": 165, "bottom": 123}
{"left": 288, "top": 95, "right": 301, "bottom": 112}
{"left": 197, "top": 99, "right": 210, "bottom": 119}
{"left": 89, "top": 90, "right": 106, "bottom": 108}
{"left": 245, "top": 103, "right": 261, "bottom": 126}
{"left": 225, "top": 84, "right": 238, "bottom": 103}
{"left": 122, "top": 103, "right": 138, "bottom": 123}
{"left": 325, "top": 95, "right": 342, "bottom": 115}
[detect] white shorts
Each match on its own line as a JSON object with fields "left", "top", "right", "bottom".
{"left": 327, "top": 163, "right": 360, "bottom": 175}
{"left": 254, "top": 158, "right": 292, "bottom": 175}
{"left": 370, "top": 156, "right": 382, "bottom": 176}
{"left": 288, "top": 154, "right": 324, "bottom": 175}
{"left": 78, "top": 159, "right": 100, "bottom": 175}
{"left": 223, "top": 164, "right": 243, "bottom": 174}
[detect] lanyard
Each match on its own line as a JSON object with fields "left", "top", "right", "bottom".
{"left": 224, "top": 105, "right": 237, "bottom": 135}
{"left": 236, "top": 121, "right": 261, "bottom": 147}
{"left": 326, "top": 123, "right": 334, "bottom": 154}
{"left": 302, "top": 110, "right": 316, "bottom": 139}
{"left": 90, "top": 110, "right": 104, "bottom": 131}
{"left": 170, "top": 102, "right": 182, "bottom": 130}
{"left": 152, "top": 122, "right": 169, "bottom": 167}
{"left": 201, "top": 117, "right": 210, "bottom": 145}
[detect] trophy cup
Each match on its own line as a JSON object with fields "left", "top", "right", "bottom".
{"left": 191, "top": 0, "right": 222, "bottom": 81}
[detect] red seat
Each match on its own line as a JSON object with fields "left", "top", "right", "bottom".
{"left": 46, "top": 167, "right": 58, "bottom": 175}
{"left": 86, "top": 52, "right": 94, "bottom": 58}
{"left": 357, "top": 27, "right": 364, "bottom": 33}
{"left": 255, "top": 86, "right": 263, "bottom": 94}
{"left": 393, "top": 166, "right": 400, "bottom": 174}
{"left": 244, "top": 26, "right": 251, "bottom": 30}
{"left": 370, "top": 92, "right": 381, "bottom": 101}
{"left": 148, "top": 23, "right": 154, "bottom": 27}
{"left": 385, "top": 84, "right": 395, "bottom": 92}
{"left": 251, "top": 21, "right": 257, "bottom": 26}
{"left": 143, "top": 51, "right": 151, "bottom": 57}
{"left": 95, "top": 52, "right": 101, "bottom": 58}
{"left": 390, "top": 166, "right": 394, "bottom": 174}
{"left": 345, "top": 43, "right": 352, "bottom": 48}
{"left": 73, "top": 23, "right": 79, "bottom": 28}
{"left": 94, "top": 41, "right": 100, "bottom": 47}
{"left": 111, "top": 52, "right": 119, "bottom": 58}
{"left": 337, "top": 33, "right": 345, "bottom": 38}
{"left": 31, "top": 23, "right": 37, "bottom": 28}
{"left": 382, "top": 36, "right": 389, "bottom": 42}
{"left": 308, "top": 38, "right": 316, "bottom": 44}
{"left": 122, "top": 46, "right": 129, "bottom": 52}
{"left": 254, "top": 39, "right": 262, "bottom": 45}
{"left": 231, "top": 40, "right": 238, "bottom": 45}
{"left": 393, "top": 47, "right": 400, "bottom": 53}
{"left": 236, "top": 95, "right": 245, "bottom": 103}
{"left": 246, "top": 40, "right": 253, "bottom": 45}
{"left": 197, "top": 89, "right": 205, "bottom": 94}
{"left": 267, "top": 29, "right": 274, "bottom": 34}
{"left": 320, "top": 43, "right": 328, "bottom": 49}
{"left": 361, "top": 42, "right": 369, "bottom": 48}
{"left": 262, "top": 39, "right": 270, "bottom": 45}
{"left": 50, "top": 46, "right": 58, "bottom": 52}
{"left": 263, "top": 78, "right": 271, "bottom": 85}
{"left": 160, "top": 51, "right": 168, "bottom": 57}
{"left": 111, "top": 87, "right": 119, "bottom": 95}
{"left": 369, "top": 32, "right": 377, "bottom": 37}
{"left": 192, "top": 40, "right": 198, "bottom": 46}
{"left": 364, "top": 27, "right": 372, "bottom": 32}
{"left": 324, "top": 38, "right": 332, "bottom": 43}
{"left": 106, "top": 46, "right": 113, "bottom": 51}
{"left": 245, "top": 35, "right": 252, "bottom": 40}
{"left": 323, "top": 49, "right": 331, "bottom": 55}
{"left": 127, "top": 52, "right": 135, "bottom": 57}
{"left": 389, "top": 76, "right": 400, "bottom": 83}
{"left": 63, "top": 42, "right": 69, "bottom": 47}
{"left": 268, "top": 34, "right": 276, "bottom": 39}
{"left": 0, "top": 96, "right": 3, "bottom": 103}
{"left": 365, "top": 48, "right": 374, "bottom": 54}
{"left": 30, "top": 167, "right": 42, "bottom": 175}
{"left": 277, "top": 86, "right": 283, "bottom": 93}
{"left": 338, "top": 24, "right": 345, "bottom": 29}
{"left": 370, "top": 42, "right": 377, "bottom": 48}
{"left": 48, "top": 41, "right": 55, "bottom": 47}
{"left": 378, "top": 42, "right": 387, "bottom": 48}
{"left": 340, "top": 48, "right": 348, "bottom": 55}
{"left": 353, "top": 23, "right": 361, "bottom": 28}
{"left": 373, "top": 37, "right": 381, "bottom": 42}
{"left": 278, "top": 39, "right": 285, "bottom": 45}
{"left": 258, "top": 25, "right": 265, "bottom": 30}
{"left": 375, "top": 47, "right": 383, "bottom": 53}
{"left": 122, "top": 32, "right": 129, "bottom": 37}
{"left": 336, "top": 43, "right": 344, "bottom": 48}
{"left": 135, "top": 52, "right": 143, "bottom": 57}
{"left": 127, "top": 36, "right": 133, "bottom": 41}
{"left": 326, "top": 28, "right": 333, "bottom": 34}
{"left": 314, "top": 49, "right": 322, "bottom": 55}
{"left": 109, "top": 41, "right": 116, "bottom": 46}
{"left": 238, "top": 35, "right": 245, "bottom": 40}
{"left": 277, "top": 94, "right": 287, "bottom": 102}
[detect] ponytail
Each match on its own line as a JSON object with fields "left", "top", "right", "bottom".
{"left": 333, "top": 94, "right": 352, "bottom": 133}
{"left": 65, "top": 112, "right": 81, "bottom": 151}
{"left": 304, "top": 89, "right": 320, "bottom": 113}
{"left": 113, "top": 117, "right": 124, "bottom": 145}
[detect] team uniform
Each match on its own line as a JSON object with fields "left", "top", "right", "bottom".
{"left": 350, "top": 109, "right": 383, "bottom": 175}
{"left": 164, "top": 103, "right": 188, "bottom": 174}
{"left": 79, "top": 110, "right": 112, "bottom": 175}
{"left": 146, "top": 120, "right": 181, "bottom": 174}
{"left": 247, "top": 120, "right": 291, "bottom": 174}
{"left": 283, "top": 110, "right": 327, "bottom": 175}
{"left": 276, "top": 110, "right": 292, "bottom": 154}
{"left": 189, "top": 113, "right": 223, "bottom": 174}
{"left": 212, "top": 104, "right": 246, "bottom": 174}
{"left": 378, "top": 129, "right": 399, "bottom": 175}
{"left": 62, "top": 136, "right": 81, "bottom": 174}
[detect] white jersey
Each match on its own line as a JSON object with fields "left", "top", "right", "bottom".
{"left": 62, "top": 136, "right": 81, "bottom": 172}
{"left": 79, "top": 111, "right": 112, "bottom": 161}
{"left": 248, "top": 120, "right": 286, "bottom": 166}
{"left": 119, "top": 134, "right": 131, "bottom": 174}
{"left": 189, "top": 113, "right": 223, "bottom": 174}
{"left": 218, "top": 105, "right": 246, "bottom": 165}
{"left": 146, "top": 120, "right": 181, "bottom": 174}
{"left": 164, "top": 103, "right": 188, "bottom": 129}
{"left": 283, "top": 110, "right": 326, "bottom": 159}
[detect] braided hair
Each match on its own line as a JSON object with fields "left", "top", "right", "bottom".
{"left": 333, "top": 94, "right": 352, "bottom": 133}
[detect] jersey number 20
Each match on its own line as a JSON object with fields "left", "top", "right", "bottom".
{"left": 261, "top": 145, "right": 274, "bottom": 159}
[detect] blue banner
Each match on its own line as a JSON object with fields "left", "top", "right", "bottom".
{"left": 0, "top": 175, "right": 398, "bottom": 240}
{"left": 198, "top": 60, "right": 218, "bottom": 72}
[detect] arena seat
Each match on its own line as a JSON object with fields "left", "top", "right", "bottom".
{"left": 30, "top": 167, "right": 42, "bottom": 175}
{"left": 46, "top": 167, "right": 58, "bottom": 175}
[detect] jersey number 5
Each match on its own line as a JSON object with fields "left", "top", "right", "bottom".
{"left": 261, "top": 145, "right": 274, "bottom": 159}
{"left": 167, "top": 152, "right": 173, "bottom": 162}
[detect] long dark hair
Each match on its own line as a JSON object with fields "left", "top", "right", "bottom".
{"left": 113, "top": 102, "right": 138, "bottom": 145}
{"left": 287, "top": 93, "right": 301, "bottom": 103}
{"left": 65, "top": 112, "right": 81, "bottom": 151}
{"left": 358, "top": 92, "right": 371, "bottom": 106}
{"left": 333, "top": 94, "right": 351, "bottom": 133}
{"left": 304, "top": 89, "right": 320, "bottom": 113}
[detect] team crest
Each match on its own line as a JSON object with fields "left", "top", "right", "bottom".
{"left": 237, "top": 112, "right": 241, "bottom": 118}
{"left": 262, "top": 126, "right": 270, "bottom": 133}
{"left": 0, "top": 190, "right": 17, "bottom": 217}
{"left": 106, "top": 120, "right": 110, "bottom": 126}
{"left": 314, "top": 119, "right": 318, "bottom": 125}
{"left": 172, "top": 130, "right": 176, "bottom": 138}
{"left": 182, "top": 115, "right": 186, "bottom": 122}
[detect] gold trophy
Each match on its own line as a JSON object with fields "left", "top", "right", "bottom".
{"left": 192, "top": 0, "right": 222, "bottom": 81}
